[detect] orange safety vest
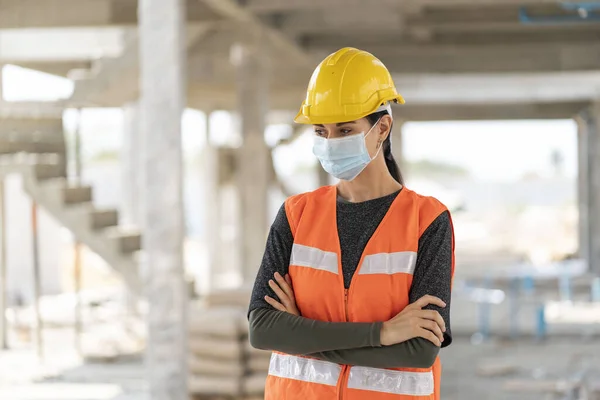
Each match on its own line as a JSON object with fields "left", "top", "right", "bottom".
{"left": 265, "top": 186, "right": 454, "bottom": 400}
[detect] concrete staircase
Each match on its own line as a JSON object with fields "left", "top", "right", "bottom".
{"left": 70, "top": 24, "right": 212, "bottom": 106}
{"left": 0, "top": 112, "right": 142, "bottom": 295}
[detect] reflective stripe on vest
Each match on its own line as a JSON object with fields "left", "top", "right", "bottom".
{"left": 291, "top": 245, "right": 418, "bottom": 277}
{"left": 268, "top": 353, "right": 341, "bottom": 386}
{"left": 291, "top": 244, "right": 338, "bottom": 274}
{"left": 268, "top": 354, "right": 434, "bottom": 396}
{"left": 348, "top": 366, "right": 434, "bottom": 396}
{"left": 359, "top": 251, "right": 417, "bottom": 275}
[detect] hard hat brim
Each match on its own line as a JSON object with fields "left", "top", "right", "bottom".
{"left": 294, "top": 95, "right": 405, "bottom": 125}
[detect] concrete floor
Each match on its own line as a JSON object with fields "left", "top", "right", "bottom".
{"left": 1, "top": 325, "right": 599, "bottom": 400}
{"left": 441, "top": 337, "right": 600, "bottom": 400}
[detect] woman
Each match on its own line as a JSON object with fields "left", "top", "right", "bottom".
{"left": 248, "top": 47, "right": 454, "bottom": 400}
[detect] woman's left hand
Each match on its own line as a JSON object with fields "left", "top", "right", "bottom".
{"left": 265, "top": 272, "right": 300, "bottom": 316}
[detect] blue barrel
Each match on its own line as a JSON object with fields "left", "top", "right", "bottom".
{"left": 592, "top": 277, "right": 600, "bottom": 302}
{"left": 559, "top": 272, "right": 572, "bottom": 302}
{"left": 508, "top": 277, "right": 520, "bottom": 339}
{"left": 535, "top": 304, "right": 547, "bottom": 340}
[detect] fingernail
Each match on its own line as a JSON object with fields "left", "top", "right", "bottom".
{"left": 268, "top": 280, "right": 274, "bottom": 285}
{"left": 275, "top": 272, "right": 281, "bottom": 278}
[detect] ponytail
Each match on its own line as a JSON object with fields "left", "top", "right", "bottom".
{"left": 383, "top": 131, "right": 404, "bottom": 185}
{"left": 366, "top": 111, "right": 404, "bottom": 185}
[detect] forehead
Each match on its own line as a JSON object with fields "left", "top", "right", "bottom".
{"left": 313, "top": 120, "right": 367, "bottom": 128}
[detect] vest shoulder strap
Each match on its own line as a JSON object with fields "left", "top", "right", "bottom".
{"left": 408, "top": 189, "right": 449, "bottom": 238}
{"left": 284, "top": 186, "right": 333, "bottom": 238}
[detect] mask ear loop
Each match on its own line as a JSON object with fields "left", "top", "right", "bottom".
{"left": 373, "top": 102, "right": 394, "bottom": 150}
{"left": 365, "top": 117, "right": 386, "bottom": 161}
{"left": 365, "top": 117, "right": 382, "bottom": 139}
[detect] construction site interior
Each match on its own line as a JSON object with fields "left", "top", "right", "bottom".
{"left": 1, "top": 0, "right": 600, "bottom": 399}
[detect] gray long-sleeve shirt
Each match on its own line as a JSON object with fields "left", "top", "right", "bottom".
{"left": 248, "top": 189, "right": 453, "bottom": 369}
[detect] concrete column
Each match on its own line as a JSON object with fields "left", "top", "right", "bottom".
{"left": 0, "top": 64, "right": 6, "bottom": 350}
{"left": 232, "top": 40, "right": 270, "bottom": 282}
{"left": 391, "top": 119, "right": 407, "bottom": 178}
{"left": 202, "top": 111, "right": 220, "bottom": 292}
{"left": 579, "top": 104, "right": 600, "bottom": 275}
{"left": 121, "top": 102, "right": 141, "bottom": 227}
{"left": 138, "top": 0, "right": 187, "bottom": 398}
{"left": 0, "top": 64, "right": 3, "bottom": 102}
{"left": 0, "top": 180, "right": 7, "bottom": 349}
{"left": 576, "top": 113, "right": 591, "bottom": 264}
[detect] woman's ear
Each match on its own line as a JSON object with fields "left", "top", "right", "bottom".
{"left": 379, "top": 114, "right": 393, "bottom": 141}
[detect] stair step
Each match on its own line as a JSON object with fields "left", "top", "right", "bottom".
{"left": 119, "top": 233, "right": 142, "bottom": 254}
{"left": 0, "top": 141, "right": 64, "bottom": 155}
{"left": 33, "top": 164, "right": 64, "bottom": 180}
{"left": 63, "top": 186, "right": 92, "bottom": 205}
{"left": 106, "top": 228, "right": 142, "bottom": 254}
{"left": 90, "top": 209, "right": 119, "bottom": 230}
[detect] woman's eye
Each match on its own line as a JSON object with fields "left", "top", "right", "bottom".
{"left": 314, "top": 130, "right": 326, "bottom": 136}
{"left": 340, "top": 129, "right": 352, "bottom": 135}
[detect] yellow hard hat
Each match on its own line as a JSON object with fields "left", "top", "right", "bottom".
{"left": 294, "top": 47, "right": 405, "bottom": 125}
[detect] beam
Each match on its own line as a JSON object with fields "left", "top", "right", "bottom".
{"left": 0, "top": 28, "right": 124, "bottom": 63}
{"left": 395, "top": 101, "right": 588, "bottom": 121}
{"left": 279, "top": 10, "right": 404, "bottom": 37}
{"left": 307, "top": 42, "right": 600, "bottom": 73}
{"left": 281, "top": 11, "right": 600, "bottom": 36}
{"left": 392, "top": 72, "right": 600, "bottom": 104}
{"left": 416, "top": 0, "right": 567, "bottom": 5}
{"left": 246, "top": 0, "right": 560, "bottom": 13}
{"left": 199, "top": 0, "right": 313, "bottom": 68}
{"left": 0, "top": 0, "right": 117, "bottom": 28}
{"left": 13, "top": 61, "right": 92, "bottom": 77}
{"left": 0, "top": 0, "right": 221, "bottom": 28}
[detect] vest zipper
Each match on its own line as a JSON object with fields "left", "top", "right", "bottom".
{"left": 344, "top": 289, "right": 349, "bottom": 320}
{"left": 338, "top": 289, "right": 350, "bottom": 399}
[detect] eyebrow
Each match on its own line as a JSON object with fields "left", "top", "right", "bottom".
{"left": 313, "top": 121, "right": 357, "bottom": 128}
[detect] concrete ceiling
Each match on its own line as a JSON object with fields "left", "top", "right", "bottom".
{"left": 1, "top": 0, "right": 599, "bottom": 116}
{"left": 0, "top": 0, "right": 222, "bottom": 28}
{"left": 0, "top": 28, "right": 125, "bottom": 63}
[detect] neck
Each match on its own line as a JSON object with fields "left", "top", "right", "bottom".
{"left": 336, "top": 158, "right": 402, "bottom": 203}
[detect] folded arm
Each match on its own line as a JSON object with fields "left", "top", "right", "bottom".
{"left": 248, "top": 308, "right": 381, "bottom": 354}
{"left": 249, "top": 307, "right": 439, "bottom": 368}
{"left": 247, "top": 205, "right": 453, "bottom": 369}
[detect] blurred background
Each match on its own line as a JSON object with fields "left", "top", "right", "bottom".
{"left": 1, "top": 0, "right": 600, "bottom": 399}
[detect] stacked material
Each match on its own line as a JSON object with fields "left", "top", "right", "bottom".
{"left": 188, "top": 287, "right": 270, "bottom": 399}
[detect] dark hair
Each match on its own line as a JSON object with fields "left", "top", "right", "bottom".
{"left": 365, "top": 110, "right": 404, "bottom": 185}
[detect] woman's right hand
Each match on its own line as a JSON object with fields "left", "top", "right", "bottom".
{"left": 380, "top": 295, "right": 447, "bottom": 347}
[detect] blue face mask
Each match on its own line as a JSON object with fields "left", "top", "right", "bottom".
{"left": 313, "top": 119, "right": 382, "bottom": 181}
